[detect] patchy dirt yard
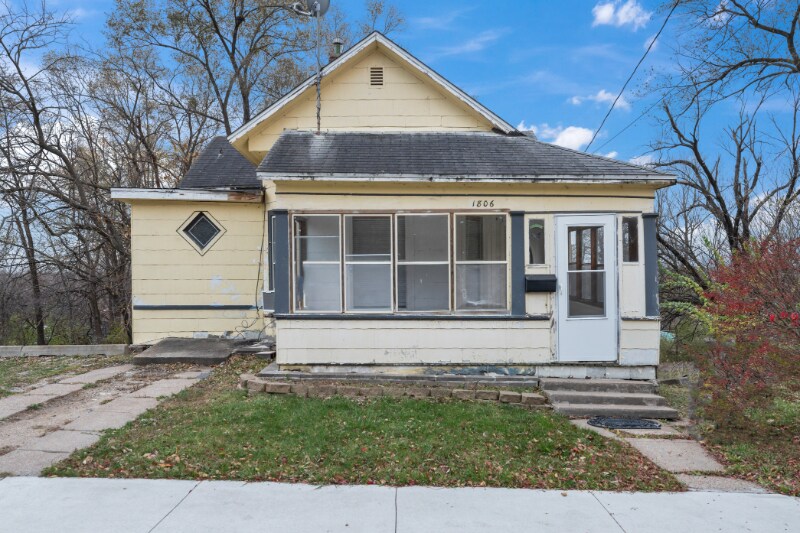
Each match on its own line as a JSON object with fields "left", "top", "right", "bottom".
{"left": 0, "top": 360, "right": 205, "bottom": 476}
{"left": 0, "top": 354, "right": 133, "bottom": 397}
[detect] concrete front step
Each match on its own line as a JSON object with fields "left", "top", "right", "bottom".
{"left": 539, "top": 378, "right": 655, "bottom": 394}
{"left": 553, "top": 403, "right": 679, "bottom": 419}
{"left": 546, "top": 390, "right": 667, "bottom": 407}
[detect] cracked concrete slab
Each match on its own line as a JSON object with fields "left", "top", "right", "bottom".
{"left": 62, "top": 409, "right": 139, "bottom": 432}
{"left": 0, "top": 449, "right": 71, "bottom": 476}
{"left": 23, "top": 430, "right": 100, "bottom": 454}
{"left": 0, "top": 395, "right": 43, "bottom": 420}
{"left": 131, "top": 379, "right": 197, "bottom": 398}
{"left": 59, "top": 365, "right": 134, "bottom": 384}
{"left": 625, "top": 438, "right": 724, "bottom": 473}
{"left": 96, "top": 396, "right": 158, "bottom": 414}
{"left": 22, "top": 383, "right": 84, "bottom": 397}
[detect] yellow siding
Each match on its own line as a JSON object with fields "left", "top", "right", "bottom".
{"left": 276, "top": 319, "right": 552, "bottom": 365}
{"left": 619, "top": 319, "right": 660, "bottom": 366}
{"left": 268, "top": 180, "right": 656, "bottom": 213}
{"left": 130, "top": 201, "right": 266, "bottom": 344}
{"left": 244, "top": 46, "right": 495, "bottom": 159}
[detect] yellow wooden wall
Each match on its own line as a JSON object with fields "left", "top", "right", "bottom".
{"left": 130, "top": 200, "right": 266, "bottom": 344}
{"left": 269, "top": 180, "right": 661, "bottom": 366}
{"left": 241, "top": 46, "right": 496, "bottom": 161}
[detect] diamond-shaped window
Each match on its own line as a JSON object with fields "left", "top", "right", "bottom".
{"left": 183, "top": 213, "right": 220, "bottom": 249}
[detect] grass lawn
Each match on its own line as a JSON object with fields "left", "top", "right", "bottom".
{"left": 0, "top": 354, "right": 132, "bottom": 397}
{"left": 705, "top": 392, "right": 800, "bottom": 496}
{"left": 45, "top": 356, "right": 681, "bottom": 491}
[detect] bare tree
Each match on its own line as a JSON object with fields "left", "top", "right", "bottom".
{"left": 652, "top": 0, "right": 800, "bottom": 288}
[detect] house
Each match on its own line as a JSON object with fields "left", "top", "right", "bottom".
{"left": 111, "top": 32, "right": 674, "bottom": 380}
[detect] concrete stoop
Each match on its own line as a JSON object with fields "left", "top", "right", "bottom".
{"left": 540, "top": 378, "right": 679, "bottom": 419}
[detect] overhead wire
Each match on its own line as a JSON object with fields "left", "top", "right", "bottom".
{"left": 585, "top": 2, "right": 678, "bottom": 151}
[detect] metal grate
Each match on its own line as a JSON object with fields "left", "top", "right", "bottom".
{"left": 184, "top": 213, "right": 220, "bottom": 249}
{"left": 588, "top": 417, "right": 662, "bottom": 430}
{"left": 369, "top": 66, "right": 384, "bottom": 86}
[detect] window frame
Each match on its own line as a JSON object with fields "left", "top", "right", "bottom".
{"left": 453, "top": 212, "right": 511, "bottom": 314}
{"left": 343, "top": 214, "right": 394, "bottom": 314}
{"left": 289, "top": 211, "right": 510, "bottom": 315}
{"left": 394, "top": 213, "right": 452, "bottom": 314}
{"left": 177, "top": 210, "right": 226, "bottom": 256}
{"left": 621, "top": 216, "right": 640, "bottom": 263}
{"left": 291, "top": 214, "right": 343, "bottom": 313}
{"left": 527, "top": 218, "right": 546, "bottom": 266}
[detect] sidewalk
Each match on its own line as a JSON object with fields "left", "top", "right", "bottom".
{"left": 1, "top": 477, "right": 797, "bottom": 533}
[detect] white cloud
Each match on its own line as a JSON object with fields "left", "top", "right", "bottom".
{"left": 644, "top": 33, "right": 659, "bottom": 50}
{"left": 592, "top": 1, "right": 651, "bottom": 31}
{"left": 570, "top": 89, "right": 630, "bottom": 110}
{"left": 412, "top": 7, "right": 474, "bottom": 30}
{"left": 517, "top": 121, "right": 595, "bottom": 151}
{"left": 629, "top": 154, "right": 655, "bottom": 166}
{"left": 604, "top": 151, "right": 619, "bottom": 159}
{"left": 430, "top": 29, "right": 507, "bottom": 59}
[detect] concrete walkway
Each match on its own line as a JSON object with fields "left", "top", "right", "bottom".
{"left": 0, "top": 366, "right": 206, "bottom": 476}
{"left": 0, "top": 477, "right": 797, "bottom": 533}
{"left": 571, "top": 418, "right": 769, "bottom": 494}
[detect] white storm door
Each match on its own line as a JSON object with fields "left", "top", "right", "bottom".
{"left": 556, "top": 215, "right": 617, "bottom": 362}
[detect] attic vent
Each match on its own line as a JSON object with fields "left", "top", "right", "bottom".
{"left": 369, "top": 67, "right": 384, "bottom": 86}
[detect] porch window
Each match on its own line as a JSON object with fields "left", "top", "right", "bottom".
{"left": 345, "top": 215, "right": 392, "bottom": 311}
{"left": 396, "top": 215, "right": 450, "bottom": 311}
{"left": 291, "top": 212, "right": 509, "bottom": 314}
{"left": 622, "top": 217, "right": 639, "bottom": 262}
{"left": 528, "top": 219, "right": 545, "bottom": 265}
{"left": 293, "top": 215, "right": 341, "bottom": 311}
{"left": 455, "top": 214, "right": 508, "bottom": 311}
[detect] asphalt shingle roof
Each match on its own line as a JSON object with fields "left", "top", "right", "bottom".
{"left": 257, "top": 130, "right": 670, "bottom": 179}
{"left": 179, "top": 136, "right": 259, "bottom": 189}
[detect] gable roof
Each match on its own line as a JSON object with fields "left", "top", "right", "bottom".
{"left": 179, "top": 136, "right": 259, "bottom": 189}
{"left": 228, "top": 32, "right": 517, "bottom": 149}
{"left": 257, "top": 130, "right": 672, "bottom": 182}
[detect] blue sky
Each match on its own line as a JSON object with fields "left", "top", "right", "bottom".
{"left": 57, "top": 0, "right": 682, "bottom": 163}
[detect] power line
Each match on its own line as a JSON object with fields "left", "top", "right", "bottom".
{"left": 585, "top": 2, "right": 677, "bottom": 151}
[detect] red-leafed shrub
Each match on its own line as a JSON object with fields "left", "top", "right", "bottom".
{"left": 699, "top": 239, "right": 800, "bottom": 425}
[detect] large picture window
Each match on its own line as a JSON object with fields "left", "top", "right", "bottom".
{"left": 291, "top": 212, "right": 508, "bottom": 314}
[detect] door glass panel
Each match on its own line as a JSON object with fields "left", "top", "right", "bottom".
{"left": 568, "top": 226, "right": 604, "bottom": 270}
{"left": 567, "top": 225, "right": 606, "bottom": 317}
{"left": 568, "top": 272, "right": 606, "bottom": 317}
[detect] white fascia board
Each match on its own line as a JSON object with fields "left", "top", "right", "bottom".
{"left": 110, "top": 188, "right": 263, "bottom": 203}
{"left": 228, "top": 32, "right": 515, "bottom": 145}
{"left": 258, "top": 173, "right": 676, "bottom": 187}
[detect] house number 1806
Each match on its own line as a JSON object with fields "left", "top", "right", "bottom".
{"left": 471, "top": 200, "right": 495, "bottom": 207}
